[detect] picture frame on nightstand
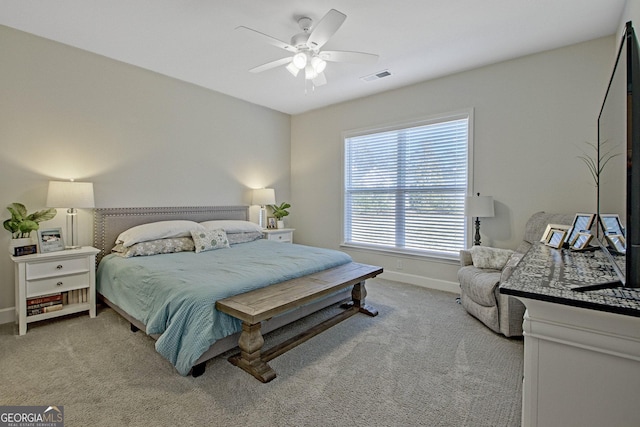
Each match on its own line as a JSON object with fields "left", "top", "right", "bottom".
{"left": 267, "top": 217, "right": 277, "bottom": 229}
{"left": 37, "top": 227, "right": 65, "bottom": 253}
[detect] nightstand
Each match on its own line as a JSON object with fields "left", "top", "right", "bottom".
{"left": 263, "top": 228, "right": 295, "bottom": 243}
{"left": 12, "top": 246, "right": 100, "bottom": 335}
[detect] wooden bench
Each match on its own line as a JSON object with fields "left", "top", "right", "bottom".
{"left": 215, "top": 262, "right": 383, "bottom": 382}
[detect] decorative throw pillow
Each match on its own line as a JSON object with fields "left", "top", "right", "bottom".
{"left": 470, "top": 246, "right": 514, "bottom": 270}
{"left": 190, "top": 229, "right": 230, "bottom": 253}
{"left": 112, "top": 237, "right": 195, "bottom": 258}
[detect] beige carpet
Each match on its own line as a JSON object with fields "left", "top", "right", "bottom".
{"left": 0, "top": 279, "right": 523, "bottom": 426}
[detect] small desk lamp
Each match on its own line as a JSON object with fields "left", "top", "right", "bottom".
{"left": 46, "top": 180, "right": 95, "bottom": 249}
{"left": 252, "top": 188, "right": 276, "bottom": 229}
{"left": 465, "top": 193, "right": 495, "bottom": 246}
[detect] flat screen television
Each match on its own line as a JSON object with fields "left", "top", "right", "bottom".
{"left": 597, "top": 21, "right": 640, "bottom": 289}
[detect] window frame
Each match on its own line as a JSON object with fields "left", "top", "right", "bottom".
{"left": 341, "top": 109, "right": 475, "bottom": 261}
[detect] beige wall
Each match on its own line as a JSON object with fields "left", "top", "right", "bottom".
{"left": 0, "top": 26, "right": 291, "bottom": 317}
{"left": 290, "top": 36, "right": 615, "bottom": 291}
{"left": 0, "top": 21, "right": 622, "bottom": 319}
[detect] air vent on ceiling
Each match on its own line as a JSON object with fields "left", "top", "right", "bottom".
{"left": 360, "top": 70, "right": 391, "bottom": 82}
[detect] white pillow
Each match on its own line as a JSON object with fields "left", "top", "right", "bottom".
{"left": 199, "top": 220, "right": 262, "bottom": 234}
{"left": 470, "top": 246, "right": 514, "bottom": 270}
{"left": 191, "top": 229, "right": 230, "bottom": 253}
{"left": 116, "top": 220, "right": 205, "bottom": 247}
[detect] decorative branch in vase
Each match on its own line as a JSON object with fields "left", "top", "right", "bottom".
{"left": 577, "top": 139, "right": 622, "bottom": 187}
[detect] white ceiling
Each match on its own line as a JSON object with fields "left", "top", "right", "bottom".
{"left": 1, "top": 0, "right": 627, "bottom": 115}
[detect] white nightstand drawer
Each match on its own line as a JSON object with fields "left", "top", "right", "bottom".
{"left": 26, "top": 257, "right": 90, "bottom": 280}
{"left": 27, "top": 272, "right": 90, "bottom": 297}
{"left": 263, "top": 228, "right": 294, "bottom": 243}
{"left": 268, "top": 233, "right": 292, "bottom": 243}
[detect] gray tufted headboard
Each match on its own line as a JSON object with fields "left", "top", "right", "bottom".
{"left": 93, "top": 206, "right": 249, "bottom": 265}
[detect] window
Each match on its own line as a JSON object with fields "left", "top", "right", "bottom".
{"left": 343, "top": 111, "right": 471, "bottom": 258}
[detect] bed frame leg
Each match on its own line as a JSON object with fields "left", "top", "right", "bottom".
{"left": 130, "top": 323, "right": 139, "bottom": 333}
{"left": 192, "top": 362, "right": 206, "bottom": 377}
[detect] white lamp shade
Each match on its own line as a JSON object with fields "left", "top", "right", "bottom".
{"left": 465, "top": 195, "right": 495, "bottom": 218}
{"left": 46, "top": 181, "right": 95, "bottom": 208}
{"left": 252, "top": 188, "right": 276, "bottom": 206}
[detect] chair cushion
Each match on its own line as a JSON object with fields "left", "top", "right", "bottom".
{"left": 458, "top": 266, "right": 501, "bottom": 307}
{"left": 470, "top": 246, "right": 514, "bottom": 269}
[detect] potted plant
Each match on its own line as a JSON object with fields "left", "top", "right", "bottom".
{"left": 4, "top": 202, "right": 56, "bottom": 255}
{"left": 270, "top": 202, "right": 290, "bottom": 229}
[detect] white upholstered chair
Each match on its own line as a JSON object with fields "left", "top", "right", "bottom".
{"left": 458, "top": 212, "right": 575, "bottom": 337}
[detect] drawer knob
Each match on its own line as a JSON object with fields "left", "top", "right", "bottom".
{"left": 56, "top": 281, "right": 63, "bottom": 286}
{"left": 56, "top": 265, "right": 63, "bottom": 269}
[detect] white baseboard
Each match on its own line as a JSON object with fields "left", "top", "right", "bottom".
{"left": 0, "top": 307, "right": 15, "bottom": 325}
{"left": 379, "top": 271, "right": 459, "bottom": 294}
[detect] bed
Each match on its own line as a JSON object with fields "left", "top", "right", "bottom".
{"left": 93, "top": 206, "right": 381, "bottom": 377}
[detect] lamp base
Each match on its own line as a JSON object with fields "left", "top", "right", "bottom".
{"left": 473, "top": 217, "right": 482, "bottom": 246}
{"left": 258, "top": 206, "right": 267, "bottom": 229}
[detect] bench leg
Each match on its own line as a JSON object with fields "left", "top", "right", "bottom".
{"left": 343, "top": 281, "right": 378, "bottom": 317}
{"left": 228, "top": 322, "right": 277, "bottom": 383}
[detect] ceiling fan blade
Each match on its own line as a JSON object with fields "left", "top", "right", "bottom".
{"left": 306, "top": 9, "right": 346, "bottom": 49}
{"left": 235, "top": 26, "right": 297, "bottom": 53}
{"left": 320, "top": 50, "right": 379, "bottom": 64}
{"left": 312, "top": 72, "right": 327, "bottom": 87}
{"left": 249, "top": 57, "right": 292, "bottom": 73}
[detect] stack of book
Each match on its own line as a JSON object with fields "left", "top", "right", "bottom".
{"left": 63, "top": 289, "right": 88, "bottom": 305}
{"left": 27, "top": 293, "right": 63, "bottom": 316}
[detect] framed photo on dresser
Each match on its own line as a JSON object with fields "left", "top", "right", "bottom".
{"left": 545, "top": 229, "right": 567, "bottom": 249}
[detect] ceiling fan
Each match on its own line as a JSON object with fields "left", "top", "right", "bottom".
{"left": 237, "top": 9, "right": 378, "bottom": 87}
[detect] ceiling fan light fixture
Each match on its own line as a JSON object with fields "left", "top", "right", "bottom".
{"left": 311, "top": 56, "right": 327, "bottom": 73}
{"left": 292, "top": 52, "right": 307, "bottom": 69}
{"left": 304, "top": 64, "right": 318, "bottom": 80}
{"left": 286, "top": 62, "right": 300, "bottom": 76}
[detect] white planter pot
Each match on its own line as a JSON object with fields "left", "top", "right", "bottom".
{"left": 9, "top": 237, "right": 36, "bottom": 256}
{"left": 277, "top": 220, "right": 285, "bottom": 229}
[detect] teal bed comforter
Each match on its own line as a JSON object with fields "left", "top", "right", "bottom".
{"left": 96, "top": 239, "right": 352, "bottom": 375}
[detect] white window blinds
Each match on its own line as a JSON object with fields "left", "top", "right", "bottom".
{"left": 344, "top": 114, "right": 469, "bottom": 257}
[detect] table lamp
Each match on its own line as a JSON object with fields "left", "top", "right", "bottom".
{"left": 465, "top": 193, "right": 494, "bottom": 246}
{"left": 46, "top": 180, "right": 95, "bottom": 249}
{"left": 252, "top": 188, "right": 276, "bottom": 229}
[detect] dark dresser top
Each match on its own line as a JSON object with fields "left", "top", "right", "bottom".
{"left": 500, "top": 242, "right": 640, "bottom": 317}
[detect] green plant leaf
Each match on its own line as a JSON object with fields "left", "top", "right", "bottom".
{"left": 18, "top": 219, "right": 38, "bottom": 237}
{"left": 8, "top": 203, "right": 27, "bottom": 219}
{"left": 27, "top": 208, "right": 57, "bottom": 223}
{"left": 3, "top": 219, "right": 18, "bottom": 234}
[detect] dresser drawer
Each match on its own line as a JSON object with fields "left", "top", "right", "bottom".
{"left": 26, "top": 257, "right": 90, "bottom": 280}
{"left": 27, "top": 272, "right": 90, "bottom": 297}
